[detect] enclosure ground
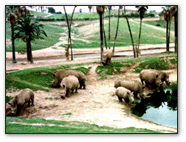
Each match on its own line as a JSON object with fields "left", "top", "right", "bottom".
{"left": 6, "top": 62, "right": 177, "bottom": 133}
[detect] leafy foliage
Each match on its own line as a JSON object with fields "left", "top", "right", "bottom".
{"left": 14, "top": 15, "right": 47, "bottom": 42}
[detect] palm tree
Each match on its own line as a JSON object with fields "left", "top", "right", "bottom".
{"left": 170, "top": 6, "right": 177, "bottom": 53}
{"left": 96, "top": 6, "right": 107, "bottom": 61}
{"left": 124, "top": 6, "right": 135, "bottom": 58}
{"left": 6, "top": 6, "right": 17, "bottom": 63}
{"left": 112, "top": 7, "right": 120, "bottom": 54}
{"left": 161, "top": 6, "right": 171, "bottom": 53}
{"left": 14, "top": 15, "right": 47, "bottom": 63}
{"left": 136, "top": 6, "right": 148, "bottom": 57}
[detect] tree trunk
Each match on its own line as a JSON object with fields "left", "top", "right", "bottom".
{"left": 63, "top": 6, "right": 73, "bottom": 60}
{"left": 99, "top": 13, "right": 103, "bottom": 61}
{"left": 124, "top": 6, "right": 136, "bottom": 58}
{"left": 102, "top": 15, "right": 107, "bottom": 49}
{"left": 112, "top": 8, "right": 120, "bottom": 54}
{"left": 108, "top": 8, "right": 111, "bottom": 49}
{"left": 166, "top": 20, "right": 169, "bottom": 53}
{"left": 26, "top": 39, "right": 33, "bottom": 63}
{"left": 137, "top": 19, "right": 142, "bottom": 57}
{"left": 11, "top": 24, "right": 16, "bottom": 63}
{"left": 174, "top": 12, "right": 177, "bottom": 53}
{"left": 69, "top": 6, "right": 76, "bottom": 60}
{"left": 168, "top": 19, "right": 171, "bottom": 54}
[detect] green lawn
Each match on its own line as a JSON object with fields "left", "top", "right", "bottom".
{"left": 143, "top": 19, "right": 175, "bottom": 31}
{"left": 6, "top": 22, "right": 66, "bottom": 52}
{"left": 6, "top": 16, "right": 174, "bottom": 51}
{"left": 6, "top": 117, "right": 161, "bottom": 133}
{"left": 6, "top": 63, "right": 91, "bottom": 91}
{"left": 60, "top": 18, "right": 174, "bottom": 49}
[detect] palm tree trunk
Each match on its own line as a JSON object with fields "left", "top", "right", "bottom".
{"left": 102, "top": 15, "right": 107, "bottom": 49}
{"left": 112, "top": 8, "right": 120, "bottom": 54}
{"left": 69, "top": 6, "right": 76, "bottom": 60}
{"left": 168, "top": 19, "right": 171, "bottom": 54}
{"left": 166, "top": 20, "right": 169, "bottom": 53}
{"left": 11, "top": 24, "right": 16, "bottom": 63}
{"left": 124, "top": 6, "right": 136, "bottom": 58}
{"left": 174, "top": 12, "right": 177, "bottom": 53}
{"left": 99, "top": 13, "right": 103, "bottom": 61}
{"left": 108, "top": 8, "right": 111, "bottom": 49}
{"left": 27, "top": 39, "right": 33, "bottom": 63}
{"left": 137, "top": 19, "right": 142, "bottom": 57}
{"left": 63, "top": 6, "right": 73, "bottom": 60}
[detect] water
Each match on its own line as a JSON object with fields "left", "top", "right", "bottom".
{"left": 131, "top": 84, "right": 177, "bottom": 128}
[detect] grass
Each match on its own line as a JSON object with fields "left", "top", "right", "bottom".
{"left": 96, "top": 62, "right": 126, "bottom": 79}
{"left": 95, "top": 54, "right": 177, "bottom": 79}
{"left": 6, "top": 96, "right": 13, "bottom": 103}
{"left": 133, "top": 55, "right": 177, "bottom": 73}
{"left": 6, "top": 16, "right": 175, "bottom": 51}
{"left": 6, "top": 117, "right": 161, "bottom": 133}
{"left": 60, "top": 18, "right": 174, "bottom": 49}
{"left": 143, "top": 19, "right": 175, "bottom": 31}
{"left": 6, "top": 22, "right": 66, "bottom": 52}
{"left": 6, "top": 63, "right": 92, "bottom": 91}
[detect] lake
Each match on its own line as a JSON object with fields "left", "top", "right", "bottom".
{"left": 131, "top": 84, "right": 177, "bottom": 128}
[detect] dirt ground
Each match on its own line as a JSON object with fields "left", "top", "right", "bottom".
{"left": 6, "top": 62, "right": 177, "bottom": 133}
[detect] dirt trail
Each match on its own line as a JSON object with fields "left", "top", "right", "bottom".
{"left": 6, "top": 63, "right": 177, "bottom": 133}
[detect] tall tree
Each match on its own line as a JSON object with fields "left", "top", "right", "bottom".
{"left": 88, "top": 6, "right": 92, "bottom": 12}
{"left": 6, "top": 6, "right": 32, "bottom": 63}
{"left": 14, "top": 15, "right": 47, "bottom": 63}
{"left": 161, "top": 6, "right": 171, "bottom": 53}
{"left": 63, "top": 6, "right": 76, "bottom": 60}
{"left": 102, "top": 15, "right": 107, "bottom": 49}
{"left": 6, "top": 6, "right": 17, "bottom": 63}
{"left": 170, "top": 6, "right": 177, "bottom": 53}
{"left": 108, "top": 6, "right": 112, "bottom": 49}
{"left": 112, "top": 7, "right": 120, "bottom": 54}
{"left": 48, "top": 7, "right": 55, "bottom": 13}
{"left": 136, "top": 6, "right": 148, "bottom": 57}
{"left": 79, "top": 8, "right": 82, "bottom": 13}
{"left": 124, "top": 6, "right": 136, "bottom": 58}
{"left": 96, "top": 6, "right": 107, "bottom": 61}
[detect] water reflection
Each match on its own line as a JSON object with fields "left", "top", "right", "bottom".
{"left": 131, "top": 84, "right": 177, "bottom": 127}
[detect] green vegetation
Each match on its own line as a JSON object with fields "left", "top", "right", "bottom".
{"left": 6, "top": 96, "right": 13, "bottom": 103}
{"left": 34, "top": 9, "right": 155, "bottom": 21}
{"left": 6, "top": 22, "right": 66, "bottom": 52}
{"left": 30, "top": 11, "right": 48, "bottom": 17}
{"left": 133, "top": 56, "right": 177, "bottom": 73}
{"left": 61, "top": 18, "right": 174, "bottom": 49}
{"left": 6, "top": 117, "right": 161, "bottom": 133}
{"left": 96, "top": 62, "right": 126, "bottom": 79}
{"left": 6, "top": 63, "right": 91, "bottom": 91}
{"left": 6, "top": 17, "right": 174, "bottom": 52}
{"left": 143, "top": 19, "right": 175, "bottom": 31}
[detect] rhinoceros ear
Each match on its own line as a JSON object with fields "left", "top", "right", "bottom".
{"left": 156, "top": 74, "right": 159, "bottom": 78}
